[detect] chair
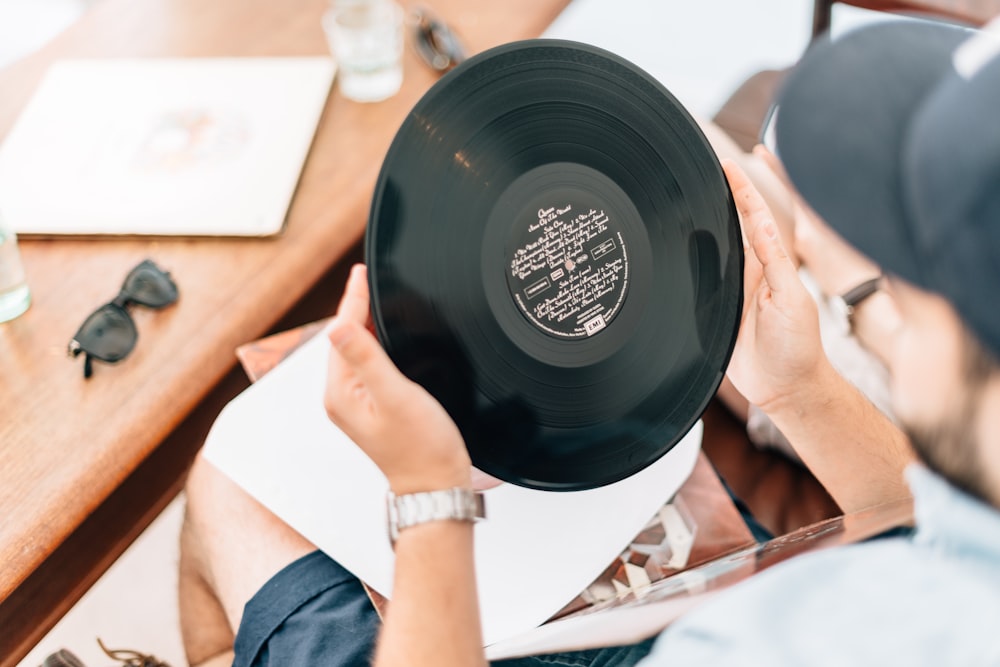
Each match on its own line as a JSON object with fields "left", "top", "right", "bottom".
{"left": 713, "top": 0, "right": 1000, "bottom": 152}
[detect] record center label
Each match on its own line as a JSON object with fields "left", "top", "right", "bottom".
{"left": 508, "top": 203, "right": 629, "bottom": 338}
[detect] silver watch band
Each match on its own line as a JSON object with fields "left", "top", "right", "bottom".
{"left": 386, "top": 487, "right": 486, "bottom": 546}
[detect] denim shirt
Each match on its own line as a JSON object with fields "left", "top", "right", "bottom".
{"left": 641, "top": 465, "right": 1000, "bottom": 666}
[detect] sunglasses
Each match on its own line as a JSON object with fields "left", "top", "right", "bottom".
{"left": 68, "top": 259, "right": 179, "bottom": 378}
{"left": 409, "top": 7, "right": 465, "bottom": 72}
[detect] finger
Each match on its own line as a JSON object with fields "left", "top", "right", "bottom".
{"left": 734, "top": 277, "right": 761, "bottom": 351}
{"left": 724, "top": 158, "right": 773, "bottom": 310}
{"left": 749, "top": 211, "right": 800, "bottom": 298}
{"left": 325, "top": 373, "right": 369, "bottom": 428}
{"left": 723, "top": 159, "right": 765, "bottom": 320}
{"left": 722, "top": 159, "right": 773, "bottom": 240}
{"left": 335, "top": 264, "right": 371, "bottom": 326}
{"left": 324, "top": 324, "right": 367, "bottom": 420}
{"left": 471, "top": 467, "right": 505, "bottom": 491}
{"left": 327, "top": 316, "right": 402, "bottom": 405}
{"left": 741, "top": 237, "right": 764, "bottom": 325}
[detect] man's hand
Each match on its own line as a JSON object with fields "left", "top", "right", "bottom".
{"left": 721, "top": 160, "right": 915, "bottom": 512}
{"left": 324, "top": 264, "right": 472, "bottom": 495}
{"left": 722, "top": 160, "right": 830, "bottom": 414}
{"left": 326, "top": 267, "right": 488, "bottom": 667}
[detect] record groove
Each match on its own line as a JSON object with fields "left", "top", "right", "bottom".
{"left": 366, "top": 40, "right": 743, "bottom": 490}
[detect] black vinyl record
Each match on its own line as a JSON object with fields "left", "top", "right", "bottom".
{"left": 366, "top": 40, "right": 743, "bottom": 491}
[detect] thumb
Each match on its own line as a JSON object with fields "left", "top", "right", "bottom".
{"left": 327, "top": 317, "right": 401, "bottom": 403}
{"left": 751, "top": 217, "right": 800, "bottom": 298}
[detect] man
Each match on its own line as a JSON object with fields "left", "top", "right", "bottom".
{"left": 178, "top": 18, "right": 1000, "bottom": 667}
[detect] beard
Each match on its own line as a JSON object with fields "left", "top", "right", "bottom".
{"left": 903, "top": 328, "right": 996, "bottom": 506}
{"left": 904, "top": 401, "right": 992, "bottom": 506}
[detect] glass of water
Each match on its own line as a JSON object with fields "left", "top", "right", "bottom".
{"left": 0, "top": 210, "right": 30, "bottom": 323}
{"left": 323, "top": 0, "right": 404, "bottom": 103}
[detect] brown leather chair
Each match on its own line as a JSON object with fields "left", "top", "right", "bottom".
{"left": 811, "top": 0, "right": 999, "bottom": 36}
{"left": 699, "top": 400, "right": 839, "bottom": 538}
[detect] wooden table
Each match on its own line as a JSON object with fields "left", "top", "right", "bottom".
{"left": 0, "top": 0, "right": 568, "bottom": 663}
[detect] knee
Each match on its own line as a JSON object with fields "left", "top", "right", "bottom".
{"left": 180, "top": 452, "right": 232, "bottom": 573}
{"left": 181, "top": 451, "right": 315, "bottom": 558}
{"left": 177, "top": 452, "right": 318, "bottom": 630}
{"left": 184, "top": 451, "right": 215, "bottom": 514}
{"left": 183, "top": 451, "right": 236, "bottom": 537}
{"left": 182, "top": 453, "right": 209, "bottom": 543}
{"left": 180, "top": 453, "right": 211, "bottom": 571}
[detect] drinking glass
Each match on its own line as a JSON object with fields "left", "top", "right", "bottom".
{"left": 0, "top": 209, "right": 30, "bottom": 323}
{"left": 323, "top": 0, "right": 404, "bottom": 103}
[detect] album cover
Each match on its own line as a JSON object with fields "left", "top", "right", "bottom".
{"left": 0, "top": 57, "right": 335, "bottom": 236}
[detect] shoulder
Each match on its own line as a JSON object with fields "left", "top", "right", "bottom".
{"left": 643, "top": 538, "right": 1000, "bottom": 666}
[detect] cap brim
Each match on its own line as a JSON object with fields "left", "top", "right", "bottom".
{"left": 774, "top": 20, "right": 969, "bottom": 285}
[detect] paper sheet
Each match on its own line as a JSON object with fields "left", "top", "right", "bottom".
{"left": 203, "top": 332, "right": 701, "bottom": 646}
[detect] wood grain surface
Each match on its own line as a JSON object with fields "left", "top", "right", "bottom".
{"left": 0, "top": 0, "right": 569, "bottom": 661}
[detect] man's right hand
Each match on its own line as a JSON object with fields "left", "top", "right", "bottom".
{"left": 324, "top": 264, "right": 473, "bottom": 496}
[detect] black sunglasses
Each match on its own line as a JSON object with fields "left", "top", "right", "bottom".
{"left": 68, "top": 259, "right": 179, "bottom": 378}
{"left": 409, "top": 7, "right": 465, "bottom": 72}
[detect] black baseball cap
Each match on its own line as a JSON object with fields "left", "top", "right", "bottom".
{"left": 772, "top": 19, "right": 1000, "bottom": 359}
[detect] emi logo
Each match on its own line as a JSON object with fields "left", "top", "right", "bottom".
{"left": 584, "top": 314, "right": 607, "bottom": 336}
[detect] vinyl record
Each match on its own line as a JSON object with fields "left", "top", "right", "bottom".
{"left": 366, "top": 40, "right": 742, "bottom": 491}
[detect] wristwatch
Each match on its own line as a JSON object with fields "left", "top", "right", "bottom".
{"left": 386, "top": 487, "right": 486, "bottom": 547}
{"left": 830, "top": 276, "right": 883, "bottom": 328}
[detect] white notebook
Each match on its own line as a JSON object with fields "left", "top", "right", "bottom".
{"left": 0, "top": 57, "right": 335, "bottom": 236}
